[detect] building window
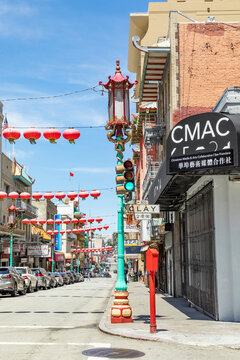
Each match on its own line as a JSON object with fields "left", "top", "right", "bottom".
{"left": 4, "top": 183, "right": 10, "bottom": 194}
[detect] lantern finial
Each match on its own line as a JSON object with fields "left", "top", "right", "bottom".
{"left": 116, "top": 60, "right": 120, "bottom": 73}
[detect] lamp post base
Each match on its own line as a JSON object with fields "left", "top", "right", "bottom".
{"left": 111, "top": 291, "right": 132, "bottom": 323}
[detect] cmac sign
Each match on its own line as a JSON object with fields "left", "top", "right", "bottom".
{"left": 166, "top": 112, "right": 240, "bottom": 174}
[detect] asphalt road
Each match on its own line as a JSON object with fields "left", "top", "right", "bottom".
{"left": 0, "top": 275, "right": 239, "bottom": 360}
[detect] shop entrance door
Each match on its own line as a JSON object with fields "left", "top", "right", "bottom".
{"left": 185, "top": 182, "right": 218, "bottom": 319}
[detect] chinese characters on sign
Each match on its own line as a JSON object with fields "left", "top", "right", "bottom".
{"left": 170, "top": 150, "right": 234, "bottom": 173}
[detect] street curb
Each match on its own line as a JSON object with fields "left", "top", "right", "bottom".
{"left": 99, "top": 283, "right": 240, "bottom": 349}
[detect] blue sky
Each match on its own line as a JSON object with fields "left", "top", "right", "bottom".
{"left": 0, "top": 0, "right": 161, "bottom": 234}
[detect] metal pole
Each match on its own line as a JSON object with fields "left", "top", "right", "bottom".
{"left": 149, "top": 271, "right": 157, "bottom": 333}
{"left": 71, "top": 253, "right": 73, "bottom": 272}
{"left": 77, "top": 255, "right": 79, "bottom": 273}
{"left": 10, "top": 228, "right": 13, "bottom": 266}
{"left": 115, "top": 139, "right": 127, "bottom": 292}
{"left": 51, "top": 243, "right": 54, "bottom": 272}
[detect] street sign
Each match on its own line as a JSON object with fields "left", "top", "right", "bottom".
{"left": 135, "top": 213, "right": 152, "bottom": 220}
{"left": 126, "top": 204, "right": 160, "bottom": 214}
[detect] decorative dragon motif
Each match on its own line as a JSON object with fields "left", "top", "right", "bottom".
{"left": 105, "top": 124, "right": 132, "bottom": 163}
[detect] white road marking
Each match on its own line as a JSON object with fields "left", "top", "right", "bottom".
{"left": 0, "top": 342, "right": 111, "bottom": 347}
{"left": 0, "top": 325, "right": 76, "bottom": 329}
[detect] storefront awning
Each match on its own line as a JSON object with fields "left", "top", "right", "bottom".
{"left": 149, "top": 112, "right": 240, "bottom": 210}
{"left": 47, "top": 252, "right": 65, "bottom": 262}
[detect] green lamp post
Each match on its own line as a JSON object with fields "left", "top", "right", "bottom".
{"left": 100, "top": 60, "right": 137, "bottom": 323}
{"left": 7, "top": 204, "right": 17, "bottom": 267}
{"left": 70, "top": 243, "right": 75, "bottom": 271}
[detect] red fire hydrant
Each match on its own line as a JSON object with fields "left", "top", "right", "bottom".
{"left": 146, "top": 248, "right": 159, "bottom": 333}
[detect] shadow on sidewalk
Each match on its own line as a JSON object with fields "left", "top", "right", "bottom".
{"left": 133, "top": 314, "right": 166, "bottom": 324}
{"left": 161, "top": 295, "right": 213, "bottom": 321}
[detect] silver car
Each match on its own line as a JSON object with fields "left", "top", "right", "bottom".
{"left": 15, "top": 267, "right": 39, "bottom": 293}
{"left": 31, "top": 268, "right": 51, "bottom": 290}
{"left": 53, "top": 272, "right": 64, "bottom": 286}
{"left": 0, "top": 267, "right": 27, "bottom": 297}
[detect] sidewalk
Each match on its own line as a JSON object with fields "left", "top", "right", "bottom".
{"left": 99, "top": 281, "right": 240, "bottom": 349}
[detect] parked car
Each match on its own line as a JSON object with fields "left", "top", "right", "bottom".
{"left": 104, "top": 272, "right": 112, "bottom": 278}
{"left": 78, "top": 273, "right": 84, "bottom": 282}
{"left": 32, "top": 268, "right": 51, "bottom": 290}
{"left": 60, "top": 272, "right": 70, "bottom": 285}
{"left": 47, "top": 272, "right": 58, "bottom": 288}
{"left": 54, "top": 272, "right": 64, "bottom": 286}
{"left": 0, "top": 267, "right": 27, "bottom": 296}
{"left": 66, "top": 271, "right": 75, "bottom": 284}
{"left": 15, "top": 266, "right": 39, "bottom": 293}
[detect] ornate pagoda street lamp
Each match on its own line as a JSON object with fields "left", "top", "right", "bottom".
{"left": 7, "top": 204, "right": 17, "bottom": 267}
{"left": 100, "top": 60, "right": 137, "bottom": 323}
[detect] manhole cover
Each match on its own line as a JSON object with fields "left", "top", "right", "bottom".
{"left": 82, "top": 348, "right": 145, "bottom": 358}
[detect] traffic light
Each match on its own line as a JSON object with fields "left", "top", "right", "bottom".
{"left": 115, "top": 159, "right": 135, "bottom": 195}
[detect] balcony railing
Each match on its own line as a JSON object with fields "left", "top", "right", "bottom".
{"left": 15, "top": 199, "right": 38, "bottom": 218}
{"left": 144, "top": 123, "right": 166, "bottom": 147}
{"left": 142, "top": 162, "right": 161, "bottom": 199}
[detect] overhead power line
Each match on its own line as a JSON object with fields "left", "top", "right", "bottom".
{"left": 0, "top": 84, "right": 104, "bottom": 102}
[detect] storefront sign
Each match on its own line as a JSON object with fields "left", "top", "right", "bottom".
{"left": 3, "top": 244, "right": 25, "bottom": 254}
{"left": 135, "top": 213, "right": 152, "bottom": 220}
{"left": 27, "top": 245, "right": 51, "bottom": 257}
{"left": 166, "top": 112, "right": 240, "bottom": 174}
{"left": 126, "top": 204, "right": 160, "bottom": 213}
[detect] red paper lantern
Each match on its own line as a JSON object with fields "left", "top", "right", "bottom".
{"left": 67, "top": 191, "right": 77, "bottom": 201}
{"left": 103, "top": 225, "right": 109, "bottom": 230}
{"left": 30, "top": 218, "right": 37, "bottom": 224}
{"left": 47, "top": 230, "right": 52, "bottom": 235}
{"left": 60, "top": 230, "right": 65, "bottom": 234}
{"left": 32, "top": 192, "right": 42, "bottom": 200}
{"left": 39, "top": 220, "right": 46, "bottom": 225}
{"left": 20, "top": 192, "right": 31, "bottom": 201}
{"left": 85, "top": 227, "right": 90, "bottom": 232}
{"left": 22, "top": 219, "right": 30, "bottom": 224}
{"left": 71, "top": 219, "right": 78, "bottom": 224}
{"left": 47, "top": 219, "right": 54, "bottom": 225}
{"left": 23, "top": 127, "right": 41, "bottom": 144}
{"left": 53, "top": 230, "right": 58, "bottom": 235}
{"left": 3, "top": 127, "right": 21, "bottom": 144}
{"left": 72, "top": 229, "right": 78, "bottom": 234}
{"left": 96, "top": 216, "right": 103, "bottom": 223}
{"left": 90, "top": 189, "right": 101, "bottom": 200}
{"left": 79, "top": 217, "right": 86, "bottom": 224}
{"left": 63, "top": 218, "right": 71, "bottom": 224}
{"left": 43, "top": 127, "right": 61, "bottom": 144}
{"left": 66, "top": 229, "right": 72, "bottom": 234}
{"left": 87, "top": 217, "right": 94, "bottom": 223}
{"left": 91, "top": 227, "right": 96, "bottom": 231}
{"left": 55, "top": 219, "right": 62, "bottom": 225}
{"left": 0, "top": 191, "right": 7, "bottom": 201}
{"left": 63, "top": 128, "right": 80, "bottom": 144}
{"left": 78, "top": 228, "right": 84, "bottom": 233}
{"left": 55, "top": 191, "right": 66, "bottom": 200}
{"left": 79, "top": 190, "right": 89, "bottom": 200}
{"left": 9, "top": 192, "right": 19, "bottom": 200}
{"left": 44, "top": 191, "right": 54, "bottom": 200}
{"left": 97, "top": 226, "right": 102, "bottom": 231}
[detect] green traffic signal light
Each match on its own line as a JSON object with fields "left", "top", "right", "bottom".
{"left": 125, "top": 181, "right": 134, "bottom": 191}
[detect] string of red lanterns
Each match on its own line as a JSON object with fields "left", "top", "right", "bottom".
{"left": 22, "top": 217, "right": 109, "bottom": 231}
{"left": 70, "top": 247, "right": 113, "bottom": 253}
{"left": 3, "top": 127, "right": 80, "bottom": 144}
{"left": 0, "top": 190, "right": 101, "bottom": 201}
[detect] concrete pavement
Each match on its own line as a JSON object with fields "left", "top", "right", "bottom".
{"left": 99, "top": 280, "right": 240, "bottom": 349}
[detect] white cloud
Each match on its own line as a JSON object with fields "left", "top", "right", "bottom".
{"left": 55, "top": 167, "right": 112, "bottom": 174}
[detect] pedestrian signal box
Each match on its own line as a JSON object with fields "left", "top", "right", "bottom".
{"left": 146, "top": 248, "right": 159, "bottom": 272}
